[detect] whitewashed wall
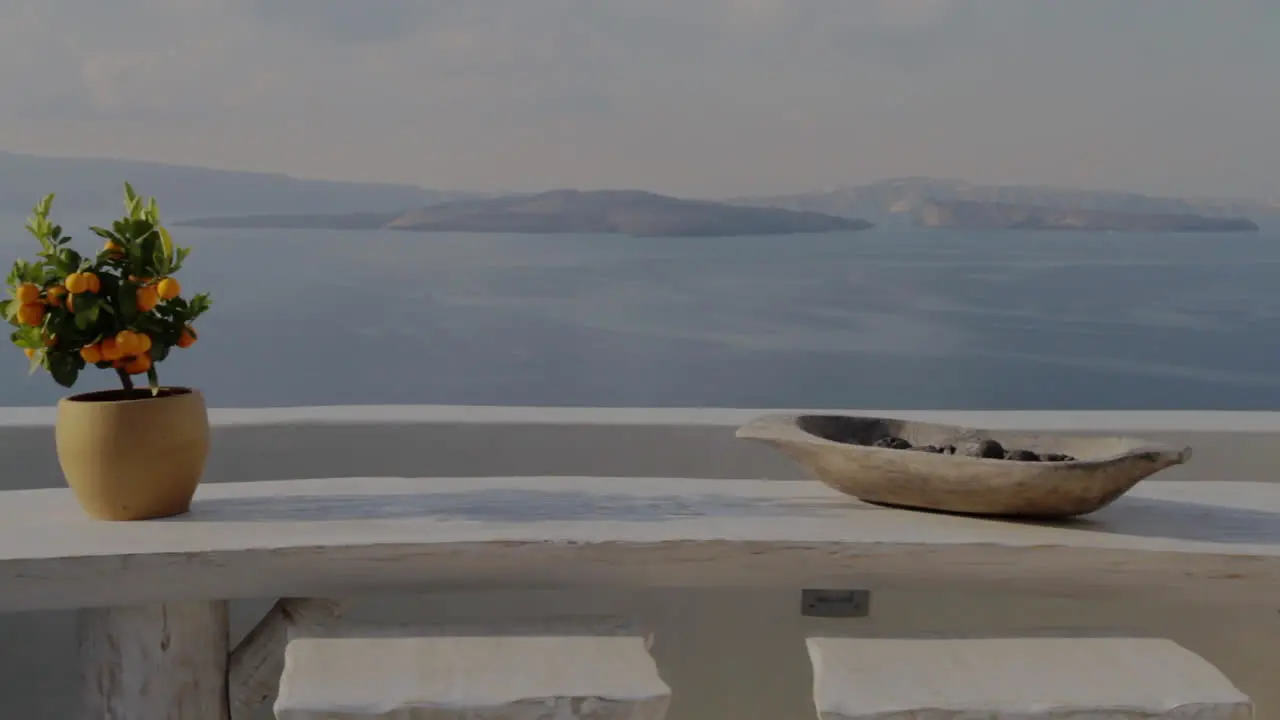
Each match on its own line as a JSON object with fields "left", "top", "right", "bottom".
{"left": 2, "top": 407, "right": 1280, "bottom": 719}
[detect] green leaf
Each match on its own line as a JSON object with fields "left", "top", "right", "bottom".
{"left": 187, "top": 294, "right": 213, "bottom": 321}
{"left": 158, "top": 226, "right": 174, "bottom": 266}
{"left": 73, "top": 304, "right": 100, "bottom": 330}
{"left": 171, "top": 246, "right": 191, "bottom": 272}
{"left": 48, "top": 352, "right": 79, "bottom": 388}
{"left": 119, "top": 280, "right": 138, "bottom": 322}
{"left": 90, "top": 226, "right": 122, "bottom": 242}
{"left": 124, "top": 182, "right": 140, "bottom": 213}
{"left": 125, "top": 221, "right": 158, "bottom": 276}
{"left": 0, "top": 300, "right": 11, "bottom": 322}
{"left": 11, "top": 325, "right": 40, "bottom": 348}
{"left": 52, "top": 250, "right": 75, "bottom": 275}
{"left": 151, "top": 342, "right": 170, "bottom": 363}
{"left": 27, "top": 349, "right": 44, "bottom": 375}
{"left": 95, "top": 269, "right": 118, "bottom": 293}
{"left": 138, "top": 226, "right": 158, "bottom": 260}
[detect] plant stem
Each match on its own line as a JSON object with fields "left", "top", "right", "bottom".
{"left": 116, "top": 368, "right": 134, "bottom": 391}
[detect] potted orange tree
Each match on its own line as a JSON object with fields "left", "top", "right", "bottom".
{"left": 2, "top": 183, "right": 213, "bottom": 520}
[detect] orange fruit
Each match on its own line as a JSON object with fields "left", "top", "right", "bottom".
{"left": 23, "top": 348, "right": 35, "bottom": 359}
{"left": 16, "top": 302, "right": 45, "bottom": 326}
{"left": 14, "top": 283, "right": 40, "bottom": 304}
{"left": 80, "top": 344, "right": 103, "bottom": 364}
{"left": 99, "top": 338, "right": 124, "bottom": 362}
{"left": 135, "top": 285, "right": 160, "bottom": 313}
{"left": 135, "top": 333, "right": 153, "bottom": 353}
{"left": 104, "top": 241, "right": 124, "bottom": 256}
{"left": 64, "top": 273, "right": 88, "bottom": 294}
{"left": 128, "top": 275, "right": 153, "bottom": 284}
{"left": 47, "top": 286, "right": 67, "bottom": 307}
{"left": 115, "top": 330, "right": 141, "bottom": 356}
{"left": 124, "top": 353, "right": 152, "bottom": 375}
{"left": 83, "top": 272, "right": 101, "bottom": 293}
{"left": 177, "top": 327, "right": 197, "bottom": 348}
{"left": 156, "top": 277, "right": 181, "bottom": 300}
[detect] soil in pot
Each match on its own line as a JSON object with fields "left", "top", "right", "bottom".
{"left": 55, "top": 387, "right": 210, "bottom": 521}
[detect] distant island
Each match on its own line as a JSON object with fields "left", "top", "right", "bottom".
{"left": 732, "top": 177, "right": 1275, "bottom": 229}
{"left": 176, "top": 189, "right": 874, "bottom": 237}
{"left": 916, "top": 200, "right": 1261, "bottom": 232}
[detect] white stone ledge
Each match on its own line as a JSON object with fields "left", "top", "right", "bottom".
{"left": 2, "top": 404, "right": 1280, "bottom": 432}
{"left": 275, "top": 624, "right": 671, "bottom": 720}
{"left": 807, "top": 637, "right": 1253, "bottom": 720}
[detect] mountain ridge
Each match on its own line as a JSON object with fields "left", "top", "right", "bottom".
{"left": 3, "top": 151, "right": 1275, "bottom": 231}
{"left": 179, "top": 189, "right": 875, "bottom": 237}
{"left": 731, "top": 177, "right": 1278, "bottom": 226}
{"left": 0, "top": 150, "right": 481, "bottom": 217}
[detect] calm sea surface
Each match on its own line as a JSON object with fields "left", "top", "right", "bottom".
{"left": 4, "top": 218, "right": 1280, "bottom": 409}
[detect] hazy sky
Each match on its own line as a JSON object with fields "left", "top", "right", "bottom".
{"left": 1, "top": 0, "right": 1277, "bottom": 198}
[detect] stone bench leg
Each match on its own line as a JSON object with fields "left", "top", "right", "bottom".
{"left": 273, "top": 622, "right": 672, "bottom": 720}
{"left": 230, "top": 598, "right": 347, "bottom": 720}
{"left": 806, "top": 637, "right": 1253, "bottom": 720}
{"left": 79, "top": 601, "right": 230, "bottom": 720}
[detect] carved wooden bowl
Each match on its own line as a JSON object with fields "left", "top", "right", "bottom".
{"left": 736, "top": 413, "right": 1191, "bottom": 519}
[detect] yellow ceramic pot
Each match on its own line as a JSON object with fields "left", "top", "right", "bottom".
{"left": 55, "top": 387, "right": 210, "bottom": 521}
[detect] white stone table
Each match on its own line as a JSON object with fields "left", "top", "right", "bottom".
{"left": 3, "top": 476, "right": 1280, "bottom": 611}
{"left": 3, "top": 476, "right": 1280, "bottom": 718}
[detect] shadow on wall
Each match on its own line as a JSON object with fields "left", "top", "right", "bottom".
{"left": 0, "top": 422, "right": 806, "bottom": 491}
{"left": 205, "top": 423, "right": 806, "bottom": 484}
